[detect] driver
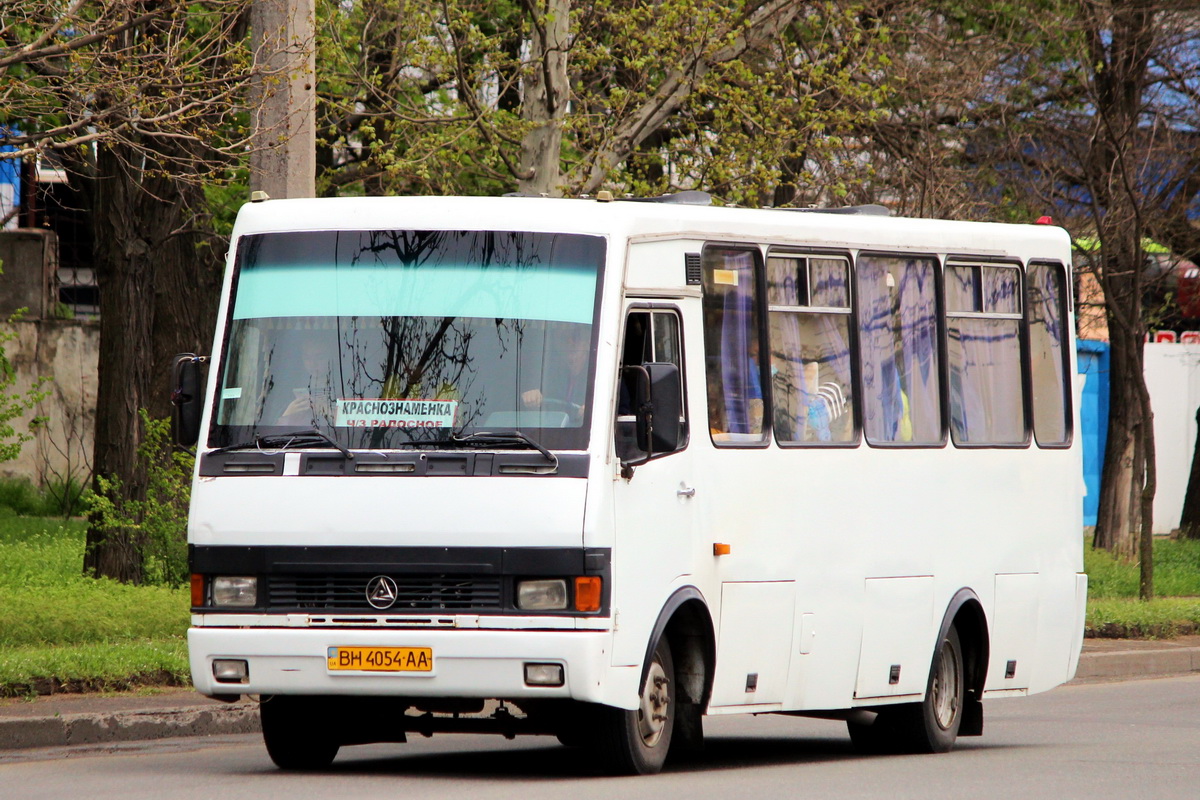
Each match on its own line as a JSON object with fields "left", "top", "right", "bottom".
{"left": 522, "top": 323, "right": 590, "bottom": 422}
{"left": 277, "top": 336, "right": 336, "bottom": 427}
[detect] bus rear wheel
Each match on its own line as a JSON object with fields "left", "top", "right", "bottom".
{"left": 847, "top": 626, "right": 965, "bottom": 755}
{"left": 260, "top": 695, "right": 340, "bottom": 770}
{"left": 596, "top": 637, "right": 675, "bottom": 775}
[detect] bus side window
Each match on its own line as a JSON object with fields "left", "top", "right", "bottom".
{"left": 701, "top": 246, "right": 767, "bottom": 444}
{"left": 616, "top": 310, "right": 687, "bottom": 460}
{"left": 1027, "top": 262, "right": 1071, "bottom": 445}
{"left": 945, "top": 263, "right": 1025, "bottom": 445}
{"left": 857, "top": 255, "right": 942, "bottom": 445}
{"left": 767, "top": 254, "right": 856, "bottom": 444}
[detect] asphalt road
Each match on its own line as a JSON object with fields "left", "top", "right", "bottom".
{"left": 3, "top": 674, "right": 1198, "bottom": 800}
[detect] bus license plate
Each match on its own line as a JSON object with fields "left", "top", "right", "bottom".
{"left": 327, "top": 646, "right": 433, "bottom": 673}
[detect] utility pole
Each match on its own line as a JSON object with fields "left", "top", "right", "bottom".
{"left": 250, "top": 0, "right": 316, "bottom": 199}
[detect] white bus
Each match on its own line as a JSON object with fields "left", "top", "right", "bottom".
{"left": 174, "top": 193, "right": 1086, "bottom": 775}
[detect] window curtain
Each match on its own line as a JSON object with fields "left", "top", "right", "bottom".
{"left": 859, "top": 256, "right": 940, "bottom": 443}
{"left": 719, "top": 251, "right": 761, "bottom": 435}
{"left": 1028, "top": 264, "right": 1068, "bottom": 443}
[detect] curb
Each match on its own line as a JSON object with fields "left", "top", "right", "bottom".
{"left": 0, "top": 701, "right": 260, "bottom": 751}
{"left": 1071, "top": 645, "right": 1200, "bottom": 683}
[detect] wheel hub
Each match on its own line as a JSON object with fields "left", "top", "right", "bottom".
{"left": 637, "top": 661, "right": 671, "bottom": 746}
{"left": 932, "top": 639, "right": 962, "bottom": 730}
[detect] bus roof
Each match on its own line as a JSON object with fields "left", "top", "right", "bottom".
{"left": 230, "top": 195, "right": 1072, "bottom": 263}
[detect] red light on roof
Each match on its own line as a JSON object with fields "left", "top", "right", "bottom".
{"left": 1035, "top": 216, "right": 1054, "bottom": 225}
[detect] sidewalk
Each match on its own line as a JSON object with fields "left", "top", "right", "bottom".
{"left": 2, "top": 637, "right": 1199, "bottom": 752}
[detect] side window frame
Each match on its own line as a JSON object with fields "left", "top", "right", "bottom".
{"left": 615, "top": 304, "right": 690, "bottom": 461}
{"left": 1026, "top": 260, "right": 1074, "bottom": 448}
{"left": 700, "top": 243, "right": 770, "bottom": 448}
{"left": 943, "top": 258, "right": 1030, "bottom": 448}
{"left": 765, "top": 248, "right": 861, "bottom": 447}
{"left": 855, "top": 251, "right": 947, "bottom": 448}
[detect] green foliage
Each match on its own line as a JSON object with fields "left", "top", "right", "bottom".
{"left": 0, "top": 477, "right": 53, "bottom": 516}
{"left": 0, "top": 309, "right": 50, "bottom": 464}
{"left": 1077, "top": 535, "right": 1200, "bottom": 637}
{"left": 86, "top": 411, "right": 193, "bottom": 586}
{"left": 1086, "top": 598, "right": 1200, "bottom": 639}
{"left": 0, "top": 512, "right": 189, "bottom": 695}
{"left": 315, "top": 1, "right": 891, "bottom": 203}
{"left": 0, "top": 642, "right": 189, "bottom": 696}
{"left": 0, "top": 510, "right": 88, "bottom": 582}
{"left": 1085, "top": 536, "right": 1200, "bottom": 599}
{"left": 2, "top": 2, "right": 255, "bottom": 182}
{"left": 204, "top": 167, "right": 250, "bottom": 237}
{"left": 0, "top": 582, "right": 188, "bottom": 647}
{"left": 0, "top": 476, "right": 91, "bottom": 518}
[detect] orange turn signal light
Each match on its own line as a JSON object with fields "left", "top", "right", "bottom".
{"left": 574, "top": 576, "right": 602, "bottom": 612}
{"left": 713, "top": 543, "right": 731, "bottom": 556}
{"left": 190, "top": 574, "right": 206, "bottom": 607}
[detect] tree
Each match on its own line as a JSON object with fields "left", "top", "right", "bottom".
{"left": 838, "top": 1, "right": 1200, "bottom": 597}
{"left": 2, "top": 0, "right": 257, "bottom": 582}
{"left": 314, "top": 1, "right": 891, "bottom": 204}
{"left": 989, "top": 1, "right": 1200, "bottom": 598}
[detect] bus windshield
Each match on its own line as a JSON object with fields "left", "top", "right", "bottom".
{"left": 210, "top": 229, "right": 606, "bottom": 452}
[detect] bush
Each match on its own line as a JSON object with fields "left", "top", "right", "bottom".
{"left": 86, "top": 410, "right": 193, "bottom": 586}
{"left": 0, "top": 476, "right": 91, "bottom": 517}
{"left": 0, "top": 477, "right": 50, "bottom": 515}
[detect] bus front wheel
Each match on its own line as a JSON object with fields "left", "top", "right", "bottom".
{"left": 260, "top": 695, "right": 340, "bottom": 770}
{"left": 596, "top": 636, "right": 676, "bottom": 774}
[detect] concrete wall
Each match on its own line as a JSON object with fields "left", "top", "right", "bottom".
{"left": 1145, "top": 343, "right": 1200, "bottom": 534}
{"left": 0, "top": 319, "right": 97, "bottom": 489}
{"left": 0, "top": 229, "right": 57, "bottom": 319}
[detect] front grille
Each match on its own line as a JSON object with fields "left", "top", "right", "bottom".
{"left": 268, "top": 574, "right": 504, "bottom": 612}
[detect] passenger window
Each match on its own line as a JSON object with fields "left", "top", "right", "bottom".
{"left": 1027, "top": 262, "right": 1070, "bottom": 445}
{"left": 616, "top": 310, "right": 688, "bottom": 460}
{"left": 702, "top": 246, "right": 767, "bottom": 444}
{"left": 945, "top": 263, "right": 1025, "bottom": 445}
{"left": 857, "top": 255, "right": 942, "bottom": 444}
{"left": 767, "top": 254, "right": 856, "bottom": 444}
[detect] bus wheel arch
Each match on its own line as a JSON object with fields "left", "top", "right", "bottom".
{"left": 906, "top": 589, "right": 989, "bottom": 751}
{"left": 847, "top": 589, "right": 989, "bottom": 754}
{"left": 638, "top": 587, "right": 716, "bottom": 759}
{"left": 941, "top": 588, "right": 989, "bottom": 737}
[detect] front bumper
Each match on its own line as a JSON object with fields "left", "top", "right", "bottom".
{"left": 188, "top": 624, "right": 617, "bottom": 704}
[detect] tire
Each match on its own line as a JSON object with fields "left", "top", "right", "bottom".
{"left": 847, "top": 626, "right": 965, "bottom": 755}
{"left": 907, "top": 625, "right": 965, "bottom": 753}
{"left": 596, "top": 637, "right": 676, "bottom": 775}
{"left": 260, "top": 695, "right": 341, "bottom": 770}
{"left": 846, "top": 710, "right": 897, "bottom": 754}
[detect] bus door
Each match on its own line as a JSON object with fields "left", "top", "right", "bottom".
{"left": 609, "top": 303, "right": 700, "bottom": 668}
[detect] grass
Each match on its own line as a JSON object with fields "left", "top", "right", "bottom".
{"left": 0, "top": 507, "right": 189, "bottom": 697}
{"left": 1083, "top": 535, "right": 1200, "bottom": 638}
{"left": 1085, "top": 535, "right": 1200, "bottom": 598}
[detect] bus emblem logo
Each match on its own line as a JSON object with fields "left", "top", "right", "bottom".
{"left": 366, "top": 575, "right": 399, "bottom": 609}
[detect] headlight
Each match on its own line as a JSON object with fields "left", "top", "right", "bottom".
{"left": 516, "top": 579, "right": 568, "bottom": 610}
{"left": 211, "top": 576, "right": 258, "bottom": 607}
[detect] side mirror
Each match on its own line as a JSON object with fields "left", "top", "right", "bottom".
{"left": 624, "top": 362, "right": 683, "bottom": 459}
{"left": 170, "top": 354, "right": 207, "bottom": 447}
{"left": 645, "top": 362, "right": 682, "bottom": 452}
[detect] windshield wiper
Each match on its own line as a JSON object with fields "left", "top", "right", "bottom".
{"left": 210, "top": 429, "right": 354, "bottom": 459}
{"left": 450, "top": 430, "right": 558, "bottom": 470}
